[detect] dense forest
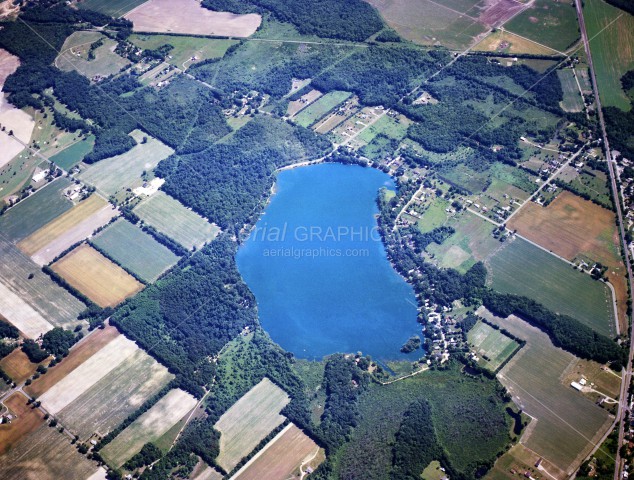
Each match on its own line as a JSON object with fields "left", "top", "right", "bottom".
{"left": 201, "top": 0, "right": 384, "bottom": 41}
{"left": 157, "top": 115, "right": 331, "bottom": 230}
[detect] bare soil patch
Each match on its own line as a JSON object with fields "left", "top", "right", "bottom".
{"left": 233, "top": 423, "right": 322, "bottom": 480}
{"left": 125, "top": 0, "right": 261, "bottom": 37}
{"left": 0, "top": 348, "right": 42, "bottom": 384}
{"left": 25, "top": 325, "right": 120, "bottom": 398}
{"left": 0, "top": 392, "right": 45, "bottom": 455}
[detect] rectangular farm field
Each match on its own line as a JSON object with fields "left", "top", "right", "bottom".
{"left": 0, "top": 177, "right": 73, "bottom": 242}
{"left": 51, "top": 244, "right": 144, "bottom": 307}
{"left": 50, "top": 136, "right": 95, "bottom": 170}
{"left": 557, "top": 69, "right": 584, "bottom": 112}
{"left": 133, "top": 191, "right": 220, "bottom": 250}
{"left": 293, "top": 91, "right": 352, "bottom": 128}
{"left": 100, "top": 388, "right": 196, "bottom": 467}
{"left": 92, "top": 219, "right": 179, "bottom": 282}
{"left": 467, "top": 320, "right": 520, "bottom": 371}
{"left": 233, "top": 423, "right": 322, "bottom": 480}
{"left": 78, "top": 0, "right": 148, "bottom": 17}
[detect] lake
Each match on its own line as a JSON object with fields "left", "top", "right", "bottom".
{"left": 236, "top": 163, "right": 419, "bottom": 361}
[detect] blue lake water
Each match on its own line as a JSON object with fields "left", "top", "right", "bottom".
{"left": 236, "top": 163, "right": 419, "bottom": 361}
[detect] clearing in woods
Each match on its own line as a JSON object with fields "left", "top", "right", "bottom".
{"left": 78, "top": 130, "right": 174, "bottom": 197}
{"left": 557, "top": 69, "right": 585, "bottom": 112}
{"left": 49, "top": 135, "right": 95, "bottom": 171}
{"left": 0, "top": 348, "right": 43, "bottom": 384}
{"left": 57, "top": 348, "right": 173, "bottom": 440}
{"left": 56, "top": 31, "right": 131, "bottom": 79}
{"left": 232, "top": 423, "right": 322, "bottom": 480}
{"left": 488, "top": 236, "right": 616, "bottom": 337}
{"left": 467, "top": 320, "right": 520, "bottom": 372}
{"left": 92, "top": 219, "right": 180, "bottom": 283}
{"left": 504, "top": 0, "right": 580, "bottom": 52}
{"left": 17, "top": 194, "right": 117, "bottom": 262}
{"left": 215, "top": 377, "right": 291, "bottom": 472}
{"left": 124, "top": 0, "right": 262, "bottom": 37}
{"left": 129, "top": 34, "right": 239, "bottom": 68}
{"left": 478, "top": 307, "right": 613, "bottom": 475}
{"left": 37, "top": 334, "right": 139, "bottom": 414}
{"left": 0, "top": 237, "right": 84, "bottom": 329}
{"left": 507, "top": 191, "right": 628, "bottom": 330}
{"left": 0, "top": 177, "right": 73, "bottom": 242}
{"left": 77, "top": 0, "right": 148, "bottom": 17}
{"left": 133, "top": 191, "right": 220, "bottom": 250}
{"left": 24, "top": 325, "right": 120, "bottom": 398}
{"left": 293, "top": 91, "right": 352, "bottom": 128}
{"left": 0, "top": 392, "right": 46, "bottom": 455}
{"left": 100, "top": 388, "right": 197, "bottom": 467}
{"left": 51, "top": 244, "right": 144, "bottom": 307}
{"left": 583, "top": 0, "right": 634, "bottom": 110}
{"left": 0, "top": 424, "right": 100, "bottom": 480}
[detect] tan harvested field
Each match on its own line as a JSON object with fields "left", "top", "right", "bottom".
{"left": 0, "top": 237, "right": 84, "bottom": 329}
{"left": 0, "top": 281, "right": 54, "bottom": 339}
{"left": 101, "top": 388, "right": 197, "bottom": 467}
{"left": 0, "top": 48, "right": 19, "bottom": 88}
{"left": 56, "top": 31, "right": 131, "bottom": 79}
{"left": 0, "top": 392, "right": 46, "bottom": 455}
{"left": 18, "top": 194, "right": 118, "bottom": 265}
{"left": 86, "top": 468, "right": 109, "bottom": 480}
{"left": 507, "top": 191, "right": 628, "bottom": 330}
{"left": 478, "top": 307, "right": 613, "bottom": 475}
{"left": 215, "top": 377, "right": 290, "bottom": 472}
{"left": 38, "top": 334, "right": 139, "bottom": 414}
{"left": 25, "top": 325, "right": 120, "bottom": 398}
{"left": 473, "top": 29, "right": 560, "bottom": 55}
{"left": 0, "top": 348, "right": 41, "bottom": 384}
{"left": 192, "top": 464, "right": 224, "bottom": 480}
{"left": 232, "top": 423, "right": 322, "bottom": 480}
{"left": 51, "top": 244, "right": 143, "bottom": 307}
{"left": 125, "top": 0, "right": 261, "bottom": 37}
{"left": 58, "top": 348, "right": 173, "bottom": 440}
{"left": 0, "top": 424, "right": 100, "bottom": 480}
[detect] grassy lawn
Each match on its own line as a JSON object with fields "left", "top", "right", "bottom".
{"left": 416, "top": 197, "right": 450, "bottom": 233}
{"left": 294, "top": 91, "right": 351, "bottom": 128}
{"left": 583, "top": 0, "right": 634, "bottom": 110}
{"left": 468, "top": 320, "right": 520, "bottom": 371}
{"left": 505, "top": 0, "right": 580, "bottom": 52}
{"left": 49, "top": 136, "right": 95, "bottom": 171}
{"left": 129, "top": 34, "right": 238, "bottom": 68}
{"left": 557, "top": 69, "right": 585, "bottom": 112}
{"left": 488, "top": 237, "right": 616, "bottom": 337}
{"left": 57, "top": 32, "right": 131, "bottom": 79}
{"left": 92, "top": 219, "right": 180, "bottom": 282}
{"left": 356, "top": 113, "right": 411, "bottom": 144}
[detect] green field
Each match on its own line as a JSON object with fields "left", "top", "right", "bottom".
{"left": 92, "top": 219, "right": 180, "bottom": 282}
{"left": 489, "top": 237, "right": 616, "bottom": 337}
{"left": 505, "top": 0, "right": 580, "bottom": 52}
{"left": 0, "top": 177, "right": 73, "bottom": 242}
{"left": 480, "top": 308, "right": 612, "bottom": 473}
{"left": 356, "top": 113, "right": 410, "bottom": 144}
{"left": 416, "top": 197, "right": 450, "bottom": 234}
{"left": 129, "top": 34, "right": 238, "bottom": 68}
{"left": 77, "top": 0, "right": 148, "bottom": 17}
{"left": 78, "top": 131, "right": 174, "bottom": 196}
{"left": 426, "top": 211, "right": 501, "bottom": 273}
{"left": 294, "top": 91, "right": 351, "bottom": 127}
{"left": 133, "top": 192, "right": 220, "bottom": 250}
{"left": 50, "top": 136, "right": 95, "bottom": 171}
{"left": 467, "top": 320, "right": 520, "bottom": 371}
{"left": 584, "top": 0, "right": 634, "bottom": 110}
{"left": 557, "top": 69, "right": 585, "bottom": 112}
{"left": 57, "top": 31, "right": 131, "bottom": 79}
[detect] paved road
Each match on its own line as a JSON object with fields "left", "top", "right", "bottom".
{"left": 572, "top": 1, "right": 634, "bottom": 476}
